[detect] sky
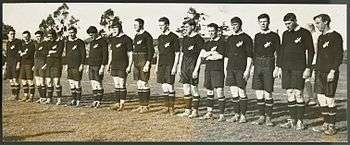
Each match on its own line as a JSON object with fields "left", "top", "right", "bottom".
{"left": 2, "top": 3, "right": 347, "bottom": 49}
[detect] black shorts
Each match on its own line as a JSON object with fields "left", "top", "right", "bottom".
{"left": 89, "top": 65, "right": 104, "bottom": 82}
{"left": 204, "top": 70, "right": 224, "bottom": 90}
{"left": 252, "top": 66, "right": 274, "bottom": 92}
{"left": 19, "top": 65, "right": 34, "bottom": 80}
{"left": 282, "top": 69, "right": 305, "bottom": 90}
{"left": 46, "top": 65, "right": 62, "bottom": 78}
{"left": 314, "top": 71, "right": 339, "bottom": 97}
{"left": 157, "top": 65, "right": 175, "bottom": 84}
{"left": 133, "top": 53, "right": 150, "bottom": 82}
{"left": 226, "top": 69, "right": 247, "bottom": 89}
{"left": 179, "top": 57, "right": 199, "bottom": 85}
{"left": 34, "top": 59, "right": 46, "bottom": 77}
{"left": 67, "top": 67, "right": 83, "bottom": 81}
{"left": 5, "top": 62, "right": 19, "bottom": 79}
{"left": 111, "top": 69, "right": 127, "bottom": 79}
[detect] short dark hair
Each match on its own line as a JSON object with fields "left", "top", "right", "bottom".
{"left": 283, "top": 13, "right": 297, "bottom": 21}
{"left": 183, "top": 19, "right": 196, "bottom": 26}
{"left": 207, "top": 23, "right": 219, "bottom": 32}
{"left": 8, "top": 28, "right": 15, "bottom": 34}
{"left": 22, "top": 31, "right": 31, "bottom": 36}
{"left": 87, "top": 26, "right": 98, "bottom": 34}
{"left": 258, "top": 13, "right": 270, "bottom": 22}
{"left": 231, "top": 17, "right": 242, "bottom": 25}
{"left": 313, "top": 14, "right": 331, "bottom": 26}
{"left": 135, "top": 18, "right": 144, "bottom": 27}
{"left": 34, "top": 30, "right": 44, "bottom": 36}
{"left": 68, "top": 26, "right": 77, "bottom": 33}
{"left": 159, "top": 17, "right": 170, "bottom": 25}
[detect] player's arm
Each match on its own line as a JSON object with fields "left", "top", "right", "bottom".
{"left": 192, "top": 49, "right": 207, "bottom": 78}
{"left": 126, "top": 37, "right": 133, "bottom": 73}
{"left": 171, "top": 37, "right": 181, "bottom": 75}
{"left": 144, "top": 34, "right": 154, "bottom": 70}
{"left": 107, "top": 44, "right": 113, "bottom": 72}
{"left": 244, "top": 36, "right": 254, "bottom": 80}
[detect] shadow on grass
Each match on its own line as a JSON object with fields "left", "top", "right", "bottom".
{"left": 3, "top": 130, "right": 75, "bottom": 141}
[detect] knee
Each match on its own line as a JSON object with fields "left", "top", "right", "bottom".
{"left": 294, "top": 89, "right": 304, "bottom": 103}
{"left": 325, "top": 97, "right": 335, "bottom": 107}
{"left": 238, "top": 88, "right": 246, "bottom": 98}
{"left": 255, "top": 90, "right": 264, "bottom": 100}
{"left": 230, "top": 86, "right": 239, "bottom": 97}
{"left": 317, "top": 94, "right": 327, "bottom": 106}
{"left": 216, "top": 88, "right": 223, "bottom": 97}
{"left": 264, "top": 91, "right": 272, "bottom": 100}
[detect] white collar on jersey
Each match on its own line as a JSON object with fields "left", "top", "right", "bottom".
{"left": 24, "top": 40, "right": 32, "bottom": 44}
{"left": 323, "top": 29, "right": 334, "bottom": 35}
{"left": 188, "top": 32, "right": 198, "bottom": 37}
{"left": 136, "top": 29, "right": 145, "bottom": 35}
{"left": 260, "top": 29, "right": 272, "bottom": 34}
{"left": 68, "top": 37, "right": 78, "bottom": 41}
{"left": 162, "top": 30, "right": 171, "bottom": 35}
{"left": 289, "top": 25, "right": 301, "bottom": 32}
{"left": 117, "top": 33, "right": 125, "bottom": 37}
{"left": 210, "top": 36, "right": 220, "bottom": 41}
{"left": 232, "top": 30, "right": 243, "bottom": 35}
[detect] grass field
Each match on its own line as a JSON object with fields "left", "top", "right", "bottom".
{"left": 2, "top": 64, "right": 347, "bottom": 142}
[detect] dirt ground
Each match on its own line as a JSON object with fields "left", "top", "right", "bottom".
{"left": 2, "top": 64, "right": 348, "bottom": 142}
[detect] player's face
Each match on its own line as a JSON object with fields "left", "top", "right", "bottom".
{"left": 89, "top": 32, "right": 98, "bottom": 40}
{"left": 7, "top": 31, "right": 15, "bottom": 41}
{"left": 208, "top": 27, "right": 218, "bottom": 39}
{"left": 314, "top": 17, "right": 327, "bottom": 32}
{"left": 158, "top": 21, "right": 168, "bottom": 33}
{"left": 35, "top": 34, "right": 43, "bottom": 42}
{"left": 231, "top": 22, "right": 241, "bottom": 33}
{"left": 133, "top": 21, "right": 141, "bottom": 32}
{"left": 284, "top": 20, "right": 296, "bottom": 31}
{"left": 22, "top": 33, "right": 30, "bottom": 42}
{"left": 68, "top": 29, "right": 77, "bottom": 39}
{"left": 47, "top": 34, "right": 54, "bottom": 41}
{"left": 111, "top": 27, "right": 120, "bottom": 36}
{"left": 258, "top": 18, "right": 269, "bottom": 31}
{"left": 184, "top": 24, "right": 194, "bottom": 36}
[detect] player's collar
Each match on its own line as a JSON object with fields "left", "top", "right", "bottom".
{"left": 232, "top": 30, "right": 243, "bottom": 35}
{"left": 162, "top": 30, "right": 171, "bottom": 35}
{"left": 323, "top": 29, "right": 334, "bottom": 35}
{"left": 210, "top": 36, "right": 220, "bottom": 41}
{"left": 24, "top": 40, "right": 32, "bottom": 44}
{"left": 68, "top": 37, "right": 78, "bottom": 41}
{"left": 289, "top": 25, "right": 301, "bottom": 32}
{"left": 136, "top": 29, "right": 145, "bottom": 35}
{"left": 189, "top": 32, "right": 198, "bottom": 37}
{"left": 117, "top": 33, "right": 125, "bottom": 37}
{"left": 260, "top": 29, "right": 271, "bottom": 34}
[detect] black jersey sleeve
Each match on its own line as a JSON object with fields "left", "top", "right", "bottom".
{"left": 101, "top": 38, "right": 109, "bottom": 65}
{"left": 304, "top": 30, "right": 315, "bottom": 68}
{"left": 245, "top": 35, "right": 253, "bottom": 58}
{"left": 331, "top": 33, "right": 344, "bottom": 70}
{"left": 146, "top": 33, "right": 154, "bottom": 62}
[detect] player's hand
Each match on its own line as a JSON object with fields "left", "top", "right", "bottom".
{"left": 79, "top": 65, "right": 83, "bottom": 72}
{"left": 85, "top": 65, "right": 89, "bottom": 74}
{"left": 171, "top": 67, "right": 177, "bottom": 75}
{"left": 142, "top": 63, "right": 150, "bottom": 72}
{"left": 303, "top": 68, "right": 311, "bottom": 79}
{"left": 224, "top": 70, "right": 227, "bottom": 79}
{"left": 276, "top": 67, "right": 282, "bottom": 79}
{"left": 243, "top": 70, "right": 250, "bottom": 81}
{"left": 327, "top": 70, "right": 335, "bottom": 82}
{"left": 41, "top": 64, "right": 47, "bottom": 70}
{"left": 273, "top": 67, "right": 279, "bottom": 78}
{"left": 311, "top": 70, "right": 316, "bottom": 80}
{"left": 192, "top": 71, "right": 198, "bottom": 79}
{"left": 16, "top": 63, "right": 20, "bottom": 70}
{"left": 106, "top": 65, "right": 111, "bottom": 74}
{"left": 126, "top": 66, "right": 131, "bottom": 74}
{"left": 63, "top": 65, "right": 68, "bottom": 72}
{"left": 154, "top": 66, "right": 158, "bottom": 75}
{"left": 99, "top": 66, "right": 104, "bottom": 75}
{"left": 32, "top": 66, "right": 35, "bottom": 71}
